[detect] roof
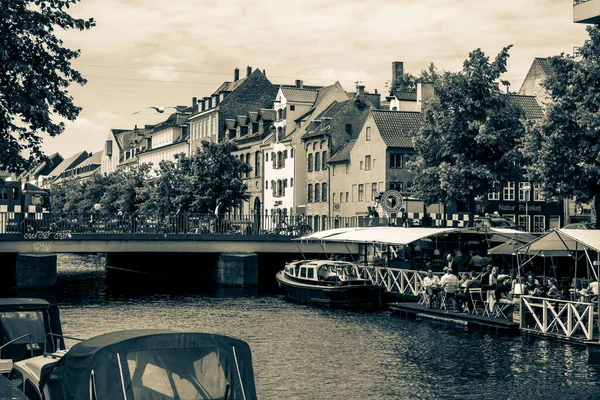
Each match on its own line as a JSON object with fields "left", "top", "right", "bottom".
{"left": 148, "top": 112, "right": 189, "bottom": 133}
{"left": 75, "top": 151, "right": 102, "bottom": 168}
{"left": 518, "top": 229, "right": 600, "bottom": 254}
{"left": 328, "top": 139, "right": 356, "bottom": 163}
{"left": 371, "top": 110, "right": 422, "bottom": 147}
{"left": 506, "top": 94, "right": 544, "bottom": 119}
{"left": 0, "top": 298, "right": 50, "bottom": 310}
{"left": 295, "top": 107, "right": 315, "bottom": 122}
{"left": 281, "top": 87, "right": 318, "bottom": 103}
{"left": 48, "top": 151, "right": 89, "bottom": 177}
{"left": 392, "top": 90, "right": 417, "bottom": 101}
{"left": 259, "top": 109, "right": 276, "bottom": 121}
{"left": 301, "top": 100, "right": 350, "bottom": 140}
{"left": 535, "top": 57, "right": 553, "bottom": 77}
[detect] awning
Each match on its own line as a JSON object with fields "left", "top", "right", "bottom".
{"left": 518, "top": 228, "right": 600, "bottom": 254}
{"left": 460, "top": 227, "right": 537, "bottom": 244}
{"left": 487, "top": 240, "right": 522, "bottom": 255}
{"left": 295, "top": 227, "right": 459, "bottom": 246}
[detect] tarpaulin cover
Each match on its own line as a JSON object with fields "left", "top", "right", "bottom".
{"left": 518, "top": 229, "right": 600, "bottom": 253}
{"left": 0, "top": 298, "right": 64, "bottom": 362}
{"left": 296, "top": 227, "right": 459, "bottom": 246}
{"left": 39, "top": 329, "right": 257, "bottom": 400}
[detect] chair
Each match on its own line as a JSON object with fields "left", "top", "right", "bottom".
{"left": 470, "top": 288, "right": 490, "bottom": 317}
{"left": 440, "top": 282, "right": 459, "bottom": 312}
{"left": 493, "top": 299, "right": 513, "bottom": 319}
{"left": 417, "top": 284, "right": 427, "bottom": 306}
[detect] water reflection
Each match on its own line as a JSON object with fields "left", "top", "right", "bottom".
{"left": 16, "top": 254, "right": 600, "bottom": 399}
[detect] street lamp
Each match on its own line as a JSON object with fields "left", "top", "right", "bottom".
{"left": 523, "top": 184, "right": 531, "bottom": 232}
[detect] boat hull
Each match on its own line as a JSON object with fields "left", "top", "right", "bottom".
{"left": 275, "top": 271, "right": 382, "bottom": 311}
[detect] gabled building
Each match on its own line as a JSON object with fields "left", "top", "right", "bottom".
{"left": 21, "top": 153, "right": 63, "bottom": 189}
{"left": 518, "top": 57, "right": 553, "bottom": 106}
{"left": 101, "top": 127, "right": 146, "bottom": 175}
{"left": 52, "top": 151, "right": 102, "bottom": 185}
{"left": 47, "top": 151, "right": 91, "bottom": 185}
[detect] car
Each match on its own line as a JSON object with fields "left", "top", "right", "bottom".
{"left": 563, "top": 222, "right": 597, "bottom": 229}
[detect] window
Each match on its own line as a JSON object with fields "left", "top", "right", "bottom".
{"left": 265, "top": 180, "right": 268, "bottom": 189}
{"left": 291, "top": 178, "right": 294, "bottom": 187}
{"left": 358, "top": 184, "right": 364, "bottom": 202}
{"left": 25, "top": 380, "right": 41, "bottom": 400}
{"left": 290, "top": 105, "right": 295, "bottom": 111}
{"left": 255, "top": 151, "right": 260, "bottom": 177}
{"left": 345, "top": 192, "right": 349, "bottom": 203}
{"left": 272, "top": 152, "right": 276, "bottom": 169}
{"left": 277, "top": 180, "right": 282, "bottom": 197}
{"left": 308, "top": 184, "right": 313, "bottom": 202}
{"left": 314, "top": 216, "right": 320, "bottom": 232}
{"left": 519, "top": 182, "right": 531, "bottom": 202}
{"left": 345, "top": 124, "right": 352, "bottom": 134}
{"left": 406, "top": 182, "right": 414, "bottom": 192}
{"left": 371, "top": 183, "right": 378, "bottom": 201}
{"left": 503, "top": 182, "right": 515, "bottom": 201}
{"left": 390, "top": 154, "right": 403, "bottom": 168}
{"left": 315, "top": 153, "right": 320, "bottom": 171}
{"left": 11, "top": 187, "right": 18, "bottom": 200}
{"left": 291, "top": 148, "right": 294, "bottom": 157}
{"left": 315, "top": 184, "right": 321, "bottom": 202}
{"left": 366, "top": 126, "right": 371, "bottom": 141}
{"left": 345, "top": 164, "right": 349, "bottom": 174}
{"left": 390, "top": 182, "right": 403, "bottom": 192}
{"left": 533, "top": 215, "right": 545, "bottom": 233}
{"left": 308, "top": 154, "right": 313, "bottom": 172}
{"left": 322, "top": 183, "right": 327, "bottom": 202}
{"left": 265, "top": 153, "right": 269, "bottom": 161}
{"left": 322, "top": 151, "right": 327, "bottom": 170}
{"left": 333, "top": 193, "right": 336, "bottom": 203}
{"left": 533, "top": 184, "right": 544, "bottom": 201}
{"left": 360, "top": 161, "right": 364, "bottom": 170}
{"left": 518, "top": 215, "right": 530, "bottom": 232}
{"left": 365, "top": 155, "right": 371, "bottom": 171}
{"left": 272, "top": 180, "right": 276, "bottom": 197}
{"left": 488, "top": 185, "right": 500, "bottom": 201}
{"left": 277, "top": 152, "right": 283, "bottom": 169}
{"left": 307, "top": 268, "right": 314, "bottom": 279}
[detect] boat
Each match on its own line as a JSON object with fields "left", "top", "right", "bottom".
{"left": 7, "top": 329, "right": 258, "bottom": 400}
{"left": 0, "top": 298, "right": 65, "bottom": 376}
{"left": 275, "top": 259, "right": 383, "bottom": 311}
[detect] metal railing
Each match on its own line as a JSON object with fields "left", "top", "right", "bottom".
{"left": 520, "top": 296, "right": 596, "bottom": 341}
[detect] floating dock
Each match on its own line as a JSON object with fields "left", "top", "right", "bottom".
{"left": 388, "top": 302, "right": 520, "bottom": 332}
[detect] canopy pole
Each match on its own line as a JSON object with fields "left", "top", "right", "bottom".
{"left": 294, "top": 240, "right": 307, "bottom": 261}
{"left": 344, "top": 243, "right": 356, "bottom": 263}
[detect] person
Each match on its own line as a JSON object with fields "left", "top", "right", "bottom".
{"left": 371, "top": 207, "right": 379, "bottom": 218}
{"left": 547, "top": 279, "right": 561, "bottom": 299}
{"left": 455, "top": 270, "right": 482, "bottom": 313}
{"left": 422, "top": 269, "right": 441, "bottom": 308}
{"left": 481, "top": 265, "right": 492, "bottom": 289}
{"left": 440, "top": 267, "right": 460, "bottom": 309}
{"left": 494, "top": 277, "right": 517, "bottom": 318}
{"left": 525, "top": 273, "right": 539, "bottom": 294}
{"left": 469, "top": 250, "right": 485, "bottom": 270}
{"left": 400, "top": 208, "right": 409, "bottom": 227}
{"left": 367, "top": 206, "right": 374, "bottom": 226}
{"left": 532, "top": 283, "right": 546, "bottom": 298}
{"left": 453, "top": 249, "right": 464, "bottom": 273}
{"left": 488, "top": 266, "right": 499, "bottom": 287}
{"left": 446, "top": 254, "right": 457, "bottom": 275}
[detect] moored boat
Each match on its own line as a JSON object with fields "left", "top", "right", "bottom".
{"left": 275, "top": 259, "right": 383, "bottom": 311}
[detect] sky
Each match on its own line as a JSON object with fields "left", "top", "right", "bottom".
{"left": 42, "top": 0, "right": 590, "bottom": 158}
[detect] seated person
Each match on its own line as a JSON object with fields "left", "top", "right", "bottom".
{"left": 455, "top": 270, "right": 482, "bottom": 313}
{"left": 524, "top": 272, "right": 540, "bottom": 293}
{"left": 422, "top": 269, "right": 441, "bottom": 308}
{"left": 546, "top": 279, "right": 562, "bottom": 299}
{"left": 440, "top": 267, "right": 460, "bottom": 309}
{"left": 495, "top": 277, "right": 518, "bottom": 317}
{"left": 531, "top": 283, "right": 546, "bottom": 298}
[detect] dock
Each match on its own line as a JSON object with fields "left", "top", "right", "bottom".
{"left": 388, "top": 302, "right": 520, "bottom": 332}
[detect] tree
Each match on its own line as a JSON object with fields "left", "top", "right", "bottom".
{"left": 409, "top": 46, "right": 526, "bottom": 225}
{"left": 0, "top": 0, "right": 94, "bottom": 173}
{"left": 522, "top": 26, "right": 600, "bottom": 228}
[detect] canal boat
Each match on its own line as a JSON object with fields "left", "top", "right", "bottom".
{"left": 0, "top": 298, "right": 65, "bottom": 377}
{"left": 275, "top": 259, "right": 383, "bottom": 311}
{"left": 7, "top": 329, "right": 258, "bottom": 400}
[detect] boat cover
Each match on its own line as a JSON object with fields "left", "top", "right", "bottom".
{"left": 39, "top": 329, "right": 257, "bottom": 400}
{"left": 296, "top": 227, "right": 459, "bottom": 245}
{"left": 517, "top": 229, "right": 600, "bottom": 254}
{"left": 0, "top": 298, "right": 65, "bottom": 362}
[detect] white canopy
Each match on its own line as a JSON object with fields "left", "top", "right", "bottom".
{"left": 518, "top": 228, "right": 600, "bottom": 254}
{"left": 460, "top": 227, "right": 537, "bottom": 244}
{"left": 296, "top": 227, "right": 459, "bottom": 246}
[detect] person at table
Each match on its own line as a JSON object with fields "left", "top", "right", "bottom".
{"left": 455, "top": 270, "right": 482, "bottom": 313}
{"left": 524, "top": 272, "right": 540, "bottom": 293}
{"left": 494, "top": 277, "right": 518, "bottom": 318}
{"left": 423, "top": 269, "right": 441, "bottom": 308}
{"left": 481, "top": 265, "right": 493, "bottom": 289}
{"left": 488, "top": 266, "right": 499, "bottom": 287}
{"left": 547, "top": 279, "right": 562, "bottom": 299}
{"left": 440, "top": 267, "right": 460, "bottom": 308}
{"left": 532, "top": 283, "right": 546, "bottom": 297}
{"left": 587, "top": 278, "right": 599, "bottom": 303}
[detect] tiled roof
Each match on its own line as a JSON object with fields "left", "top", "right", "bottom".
{"left": 49, "top": 151, "right": 89, "bottom": 177}
{"left": 281, "top": 87, "right": 318, "bottom": 103}
{"left": 248, "top": 111, "right": 259, "bottom": 123}
{"left": 371, "top": 110, "right": 422, "bottom": 148}
{"left": 76, "top": 151, "right": 102, "bottom": 167}
{"left": 535, "top": 57, "right": 553, "bottom": 77}
{"left": 392, "top": 90, "right": 417, "bottom": 101}
{"left": 506, "top": 94, "right": 544, "bottom": 119}
{"left": 315, "top": 83, "right": 335, "bottom": 104}
{"left": 259, "top": 109, "right": 276, "bottom": 121}
{"left": 212, "top": 77, "right": 247, "bottom": 95}
{"left": 295, "top": 107, "right": 315, "bottom": 122}
{"left": 329, "top": 140, "right": 356, "bottom": 164}
{"left": 149, "top": 112, "right": 190, "bottom": 133}
{"left": 301, "top": 100, "right": 351, "bottom": 140}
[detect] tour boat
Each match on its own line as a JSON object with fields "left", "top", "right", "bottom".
{"left": 6, "top": 329, "right": 258, "bottom": 400}
{"left": 275, "top": 259, "right": 383, "bottom": 311}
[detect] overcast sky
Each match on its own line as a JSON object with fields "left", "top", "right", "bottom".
{"left": 43, "top": 0, "right": 589, "bottom": 157}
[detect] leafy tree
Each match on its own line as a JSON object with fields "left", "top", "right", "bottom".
{"left": 522, "top": 26, "right": 600, "bottom": 228}
{"left": 1, "top": 0, "right": 95, "bottom": 173}
{"left": 138, "top": 156, "right": 192, "bottom": 215}
{"left": 189, "top": 140, "right": 250, "bottom": 213}
{"left": 409, "top": 46, "right": 526, "bottom": 224}
{"left": 388, "top": 72, "right": 417, "bottom": 94}
{"left": 99, "top": 164, "right": 152, "bottom": 213}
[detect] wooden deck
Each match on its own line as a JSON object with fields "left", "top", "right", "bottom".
{"left": 388, "top": 302, "right": 520, "bottom": 332}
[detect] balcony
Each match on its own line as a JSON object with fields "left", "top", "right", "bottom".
{"left": 574, "top": 0, "right": 600, "bottom": 24}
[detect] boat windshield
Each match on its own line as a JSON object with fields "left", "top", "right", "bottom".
{"left": 0, "top": 311, "right": 46, "bottom": 347}
{"left": 126, "top": 347, "right": 242, "bottom": 400}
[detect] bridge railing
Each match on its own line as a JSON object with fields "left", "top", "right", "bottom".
{"left": 520, "top": 296, "right": 596, "bottom": 341}
{"left": 0, "top": 212, "right": 404, "bottom": 236}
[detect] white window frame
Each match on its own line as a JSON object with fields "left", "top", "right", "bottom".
{"left": 366, "top": 126, "right": 371, "bottom": 141}
{"left": 518, "top": 182, "right": 531, "bottom": 202}
{"left": 533, "top": 183, "right": 544, "bottom": 202}
{"left": 533, "top": 215, "right": 545, "bottom": 233}
{"left": 518, "top": 215, "right": 530, "bottom": 232}
{"left": 503, "top": 182, "right": 515, "bottom": 201}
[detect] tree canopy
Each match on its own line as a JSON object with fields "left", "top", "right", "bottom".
{"left": 409, "top": 46, "right": 526, "bottom": 224}
{"left": 0, "top": 0, "right": 94, "bottom": 173}
{"left": 522, "top": 25, "right": 600, "bottom": 227}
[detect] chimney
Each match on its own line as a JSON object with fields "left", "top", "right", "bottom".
{"left": 247, "top": 65, "right": 252, "bottom": 77}
{"left": 214, "top": 94, "right": 220, "bottom": 106}
{"left": 204, "top": 96, "right": 212, "bottom": 109}
{"left": 263, "top": 69, "right": 266, "bottom": 76}
{"left": 192, "top": 97, "right": 197, "bottom": 112}
{"left": 357, "top": 85, "right": 365, "bottom": 100}
{"left": 295, "top": 79, "right": 304, "bottom": 89}
{"left": 200, "top": 99, "right": 205, "bottom": 111}
{"left": 234, "top": 67, "right": 239, "bottom": 82}
{"left": 392, "top": 61, "right": 404, "bottom": 87}
{"left": 417, "top": 82, "right": 435, "bottom": 112}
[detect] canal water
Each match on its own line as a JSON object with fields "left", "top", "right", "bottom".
{"left": 16, "top": 254, "right": 600, "bottom": 400}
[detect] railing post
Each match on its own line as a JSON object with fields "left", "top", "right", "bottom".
{"left": 587, "top": 305, "right": 594, "bottom": 341}
{"left": 567, "top": 305, "right": 573, "bottom": 337}
{"left": 542, "top": 300, "right": 548, "bottom": 332}
{"left": 519, "top": 297, "right": 525, "bottom": 330}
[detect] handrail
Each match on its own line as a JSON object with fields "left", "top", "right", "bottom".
{"left": 44, "top": 333, "right": 85, "bottom": 356}
{"left": 0, "top": 333, "right": 34, "bottom": 360}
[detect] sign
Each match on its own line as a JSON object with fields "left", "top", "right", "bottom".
{"left": 333, "top": 203, "right": 340, "bottom": 211}
{"left": 380, "top": 190, "right": 403, "bottom": 213}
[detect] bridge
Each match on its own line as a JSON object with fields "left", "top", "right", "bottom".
{"left": 0, "top": 212, "right": 361, "bottom": 290}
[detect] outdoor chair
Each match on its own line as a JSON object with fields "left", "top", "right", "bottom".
{"left": 440, "top": 282, "right": 459, "bottom": 312}
{"left": 493, "top": 300, "right": 513, "bottom": 319}
{"left": 469, "top": 288, "right": 490, "bottom": 317}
